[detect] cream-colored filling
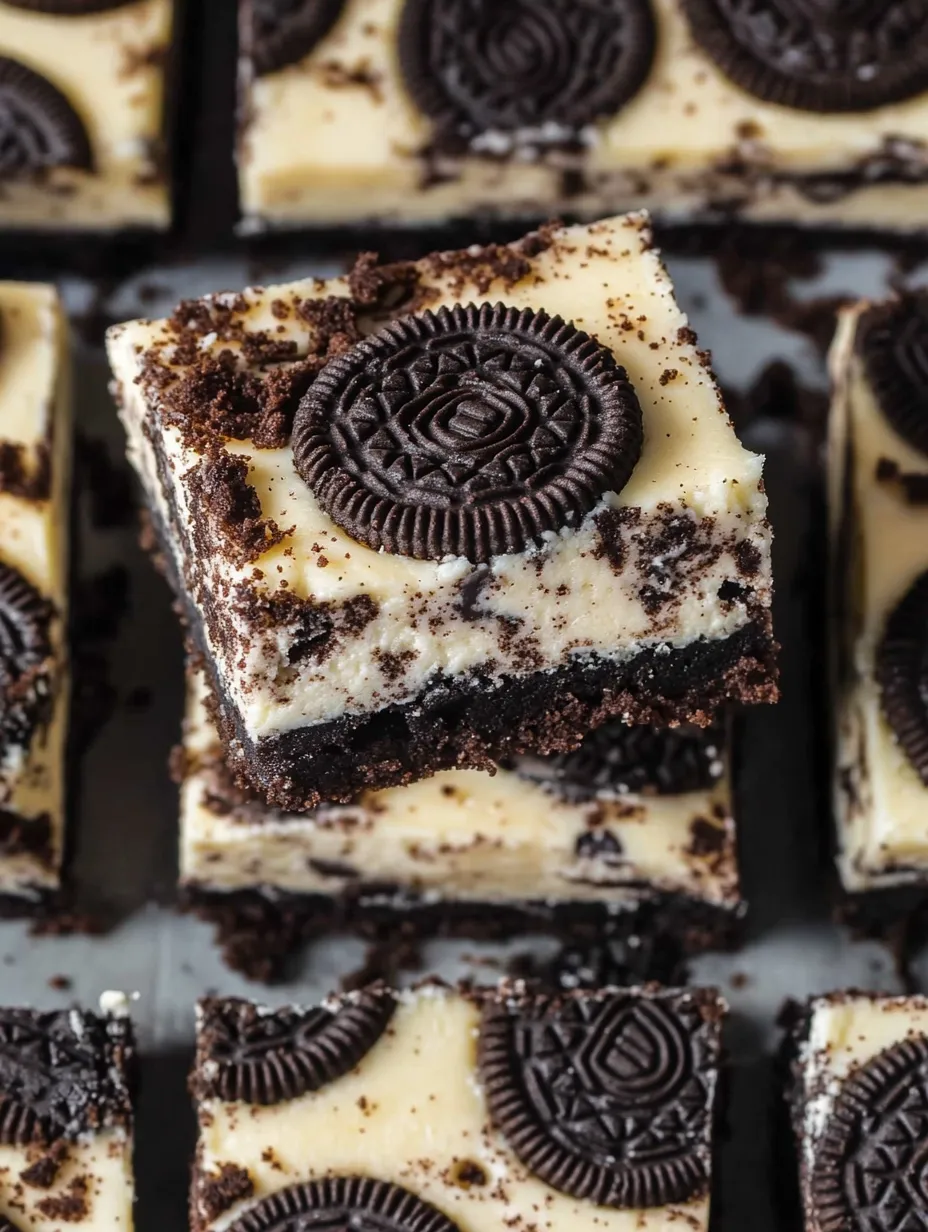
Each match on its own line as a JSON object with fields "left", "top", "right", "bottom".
{"left": 0, "top": 0, "right": 171, "bottom": 229}
{"left": 0, "top": 283, "right": 70, "bottom": 895}
{"left": 828, "top": 307, "right": 928, "bottom": 893}
{"left": 0, "top": 1131, "right": 133, "bottom": 1232}
{"left": 180, "top": 672, "right": 738, "bottom": 906}
{"left": 239, "top": 0, "right": 928, "bottom": 228}
{"left": 108, "top": 213, "right": 772, "bottom": 744}
{"left": 197, "top": 986, "right": 714, "bottom": 1232}
{"left": 799, "top": 994, "right": 928, "bottom": 1212}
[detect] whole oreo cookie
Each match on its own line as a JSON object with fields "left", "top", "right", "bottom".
{"left": 196, "top": 990, "right": 396, "bottom": 1104}
{"left": 0, "top": 57, "right": 92, "bottom": 176}
{"left": 810, "top": 1035, "right": 928, "bottom": 1231}
{"left": 0, "top": 1009, "right": 132, "bottom": 1144}
{"left": 682, "top": 0, "right": 928, "bottom": 113}
{"left": 876, "top": 571, "right": 928, "bottom": 786}
{"left": 293, "top": 302, "right": 642, "bottom": 563}
{"left": 1, "top": 1, "right": 135, "bottom": 12}
{"left": 399, "top": 0, "right": 655, "bottom": 138}
{"left": 224, "top": 1177, "right": 461, "bottom": 1232}
{"left": 512, "top": 721, "right": 724, "bottom": 802}
{"left": 858, "top": 293, "right": 928, "bottom": 459}
{"left": 478, "top": 991, "right": 715, "bottom": 1208}
{"left": 246, "top": 0, "right": 346, "bottom": 77}
{"left": 0, "top": 562, "right": 53, "bottom": 762}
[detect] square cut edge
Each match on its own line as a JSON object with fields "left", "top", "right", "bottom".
{"left": 108, "top": 210, "right": 777, "bottom": 810}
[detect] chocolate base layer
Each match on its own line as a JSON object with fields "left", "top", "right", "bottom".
{"left": 212, "top": 616, "right": 775, "bottom": 811}
{"left": 180, "top": 881, "right": 745, "bottom": 985}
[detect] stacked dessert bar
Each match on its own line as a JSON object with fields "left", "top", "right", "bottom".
{"left": 237, "top": 0, "right": 928, "bottom": 231}
{"left": 108, "top": 210, "right": 777, "bottom": 971}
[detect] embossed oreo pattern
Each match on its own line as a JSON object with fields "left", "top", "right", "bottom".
{"left": 247, "top": 0, "right": 346, "bottom": 76}
{"left": 0, "top": 57, "right": 92, "bottom": 175}
{"left": 859, "top": 293, "right": 928, "bottom": 459}
{"left": 223, "top": 1178, "right": 462, "bottom": 1232}
{"left": 293, "top": 303, "right": 642, "bottom": 563}
{"left": 0, "top": 1009, "right": 133, "bottom": 1144}
{"left": 810, "top": 1035, "right": 928, "bottom": 1231}
{"left": 478, "top": 991, "right": 718, "bottom": 1208}
{"left": 0, "top": 561, "right": 53, "bottom": 762}
{"left": 511, "top": 721, "right": 725, "bottom": 801}
{"left": 683, "top": 0, "right": 928, "bottom": 113}
{"left": 399, "top": 0, "right": 655, "bottom": 138}
{"left": 197, "top": 991, "right": 396, "bottom": 1104}
{"left": 876, "top": 571, "right": 928, "bottom": 786}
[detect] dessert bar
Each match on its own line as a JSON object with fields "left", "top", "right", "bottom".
{"left": 181, "top": 667, "right": 742, "bottom": 974}
{"left": 238, "top": 0, "right": 928, "bottom": 232}
{"left": 829, "top": 292, "right": 928, "bottom": 899}
{"left": 190, "top": 980, "right": 725, "bottom": 1231}
{"left": 0, "top": 283, "right": 70, "bottom": 909}
{"left": 109, "top": 212, "right": 777, "bottom": 810}
{"left": 0, "top": 1002, "right": 135, "bottom": 1231}
{"left": 786, "top": 992, "right": 928, "bottom": 1231}
{"left": 0, "top": 0, "right": 174, "bottom": 231}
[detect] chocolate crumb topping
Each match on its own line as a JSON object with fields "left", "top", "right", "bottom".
{"left": 293, "top": 302, "right": 642, "bottom": 562}
{"left": 20, "top": 1141, "right": 68, "bottom": 1189}
{"left": 35, "top": 1176, "right": 89, "bottom": 1223}
{"left": 184, "top": 449, "right": 291, "bottom": 569}
{"left": 199, "top": 1163, "right": 255, "bottom": 1222}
